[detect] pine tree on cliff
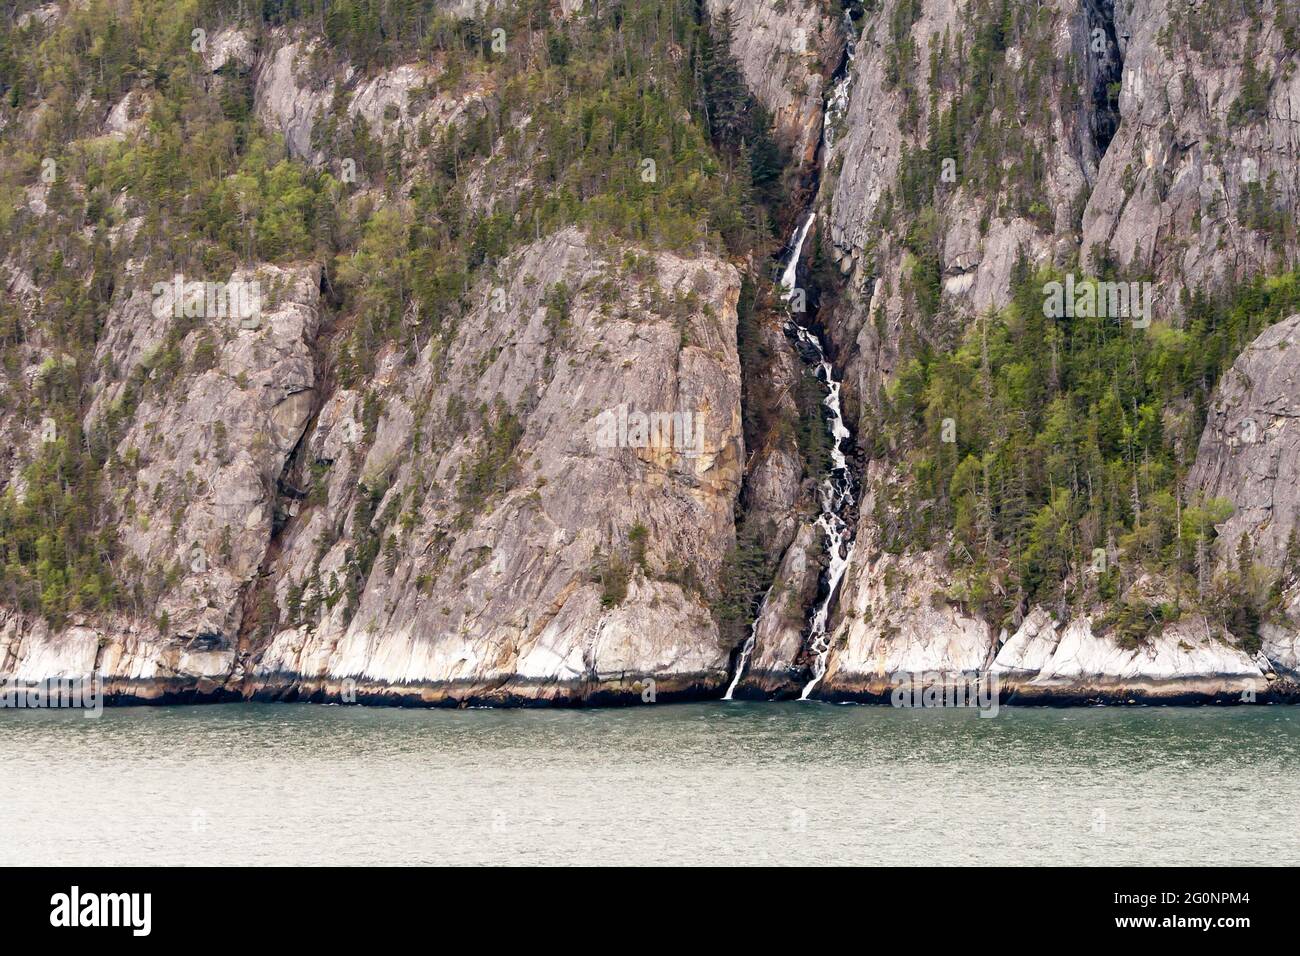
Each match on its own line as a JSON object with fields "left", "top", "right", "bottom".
{"left": 700, "top": 11, "right": 747, "bottom": 151}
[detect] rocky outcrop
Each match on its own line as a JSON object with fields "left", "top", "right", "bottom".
{"left": 348, "top": 59, "right": 492, "bottom": 151}
{"left": 1082, "top": 0, "right": 1300, "bottom": 303}
{"left": 254, "top": 38, "right": 335, "bottom": 163}
{"left": 992, "top": 610, "right": 1267, "bottom": 703}
{"left": 1187, "top": 313, "right": 1300, "bottom": 568}
{"left": 0, "top": 609, "right": 238, "bottom": 700}
{"left": 94, "top": 264, "right": 322, "bottom": 643}
{"left": 15, "top": 3, "right": 60, "bottom": 31}
{"left": 706, "top": 0, "right": 840, "bottom": 165}
{"left": 1187, "top": 312, "right": 1300, "bottom": 684}
{"left": 805, "top": 590, "right": 1270, "bottom": 704}
{"left": 252, "top": 30, "right": 493, "bottom": 176}
{"left": 248, "top": 228, "right": 745, "bottom": 704}
{"left": 104, "top": 90, "right": 148, "bottom": 139}
{"left": 203, "top": 27, "right": 256, "bottom": 75}
{"left": 0, "top": 263, "right": 324, "bottom": 699}
{"left": 814, "top": 536, "right": 995, "bottom": 700}
{"left": 1262, "top": 601, "right": 1300, "bottom": 681}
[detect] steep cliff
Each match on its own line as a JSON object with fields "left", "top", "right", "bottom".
{"left": 704, "top": 0, "right": 840, "bottom": 166}
{"left": 3, "top": 0, "right": 1300, "bottom": 708}
{"left": 1188, "top": 311, "right": 1300, "bottom": 684}
{"left": 1082, "top": 0, "right": 1300, "bottom": 297}
{"left": 0, "top": 0, "right": 766, "bottom": 705}
{"left": 732, "top": 0, "right": 1300, "bottom": 703}
{"left": 251, "top": 228, "right": 745, "bottom": 704}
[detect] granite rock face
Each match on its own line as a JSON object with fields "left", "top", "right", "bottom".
{"left": 1186, "top": 313, "right": 1300, "bottom": 687}
{"left": 993, "top": 611, "right": 1267, "bottom": 703}
{"left": 251, "top": 228, "right": 746, "bottom": 703}
{"left": 1187, "top": 314, "right": 1300, "bottom": 569}
{"left": 1082, "top": 0, "right": 1300, "bottom": 303}
{"left": 6, "top": 0, "right": 1300, "bottom": 710}
{"left": 705, "top": 0, "right": 841, "bottom": 165}
{"left": 254, "top": 37, "right": 335, "bottom": 163}
{"left": 203, "top": 26, "right": 256, "bottom": 75}
{"left": 815, "top": 539, "right": 995, "bottom": 700}
{"left": 251, "top": 27, "right": 495, "bottom": 172}
{"left": 93, "top": 265, "right": 322, "bottom": 644}
{"left": 1, "top": 225, "right": 747, "bottom": 705}
{"left": 1, "top": 263, "right": 324, "bottom": 699}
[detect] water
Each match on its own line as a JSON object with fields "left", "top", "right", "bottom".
{"left": 725, "top": 212, "right": 840, "bottom": 699}
{"left": 725, "top": 13, "right": 863, "bottom": 701}
{"left": 722, "top": 588, "right": 768, "bottom": 700}
{"left": 824, "top": 8, "right": 858, "bottom": 150}
{"left": 790, "top": 316, "right": 857, "bottom": 700}
{"left": 776, "top": 212, "right": 858, "bottom": 700}
{"left": 2, "top": 703, "right": 1297, "bottom": 865}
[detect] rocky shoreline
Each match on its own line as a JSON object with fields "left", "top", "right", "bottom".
{"left": 8, "top": 638, "right": 1295, "bottom": 709}
{"left": 19, "top": 675, "right": 1299, "bottom": 709}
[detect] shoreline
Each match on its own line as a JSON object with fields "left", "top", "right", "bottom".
{"left": 10, "top": 672, "right": 1296, "bottom": 710}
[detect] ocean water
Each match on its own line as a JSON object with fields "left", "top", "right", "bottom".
{"left": 2, "top": 701, "right": 1297, "bottom": 866}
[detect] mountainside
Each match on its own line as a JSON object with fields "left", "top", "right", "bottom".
{"left": 2, "top": 0, "right": 1299, "bottom": 706}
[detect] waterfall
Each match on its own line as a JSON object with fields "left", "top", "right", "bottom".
{"left": 780, "top": 212, "right": 816, "bottom": 294}
{"left": 722, "top": 11, "right": 861, "bottom": 703}
{"left": 793, "top": 317, "right": 856, "bottom": 701}
{"left": 725, "top": 212, "right": 859, "bottom": 702}
{"left": 778, "top": 214, "right": 857, "bottom": 700}
{"left": 824, "top": 8, "right": 858, "bottom": 150}
{"left": 789, "top": 19, "right": 861, "bottom": 701}
{"left": 722, "top": 589, "right": 768, "bottom": 700}
{"left": 721, "top": 215, "right": 814, "bottom": 702}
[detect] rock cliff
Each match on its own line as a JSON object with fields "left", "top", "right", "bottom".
{"left": 3, "top": 0, "right": 1300, "bottom": 708}
{"left": 740, "top": 0, "right": 1300, "bottom": 703}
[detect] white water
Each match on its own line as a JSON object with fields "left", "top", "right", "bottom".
{"left": 722, "top": 589, "right": 769, "bottom": 700}
{"left": 789, "top": 292, "right": 857, "bottom": 701}
{"left": 823, "top": 10, "right": 858, "bottom": 150}
{"left": 780, "top": 212, "right": 816, "bottom": 293}
{"left": 722, "top": 216, "right": 814, "bottom": 701}
{"left": 724, "top": 211, "right": 856, "bottom": 701}
{"left": 791, "top": 15, "right": 862, "bottom": 700}
{"left": 783, "top": 213, "right": 859, "bottom": 701}
{"left": 724, "top": 13, "right": 861, "bottom": 702}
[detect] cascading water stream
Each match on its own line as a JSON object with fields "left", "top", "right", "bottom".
{"left": 780, "top": 215, "right": 858, "bottom": 702}
{"left": 824, "top": 8, "right": 857, "bottom": 150}
{"left": 722, "top": 215, "right": 818, "bottom": 702}
{"left": 722, "top": 589, "right": 768, "bottom": 700}
{"left": 722, "top": 12, "right": 860, "bottom": 703}
{"left": 723, "top": 211, "right": 858, "bottom": 702}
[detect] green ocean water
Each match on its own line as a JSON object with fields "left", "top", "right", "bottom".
{"left": 2, "top": 701, "right": 1296, "bottom": 865}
